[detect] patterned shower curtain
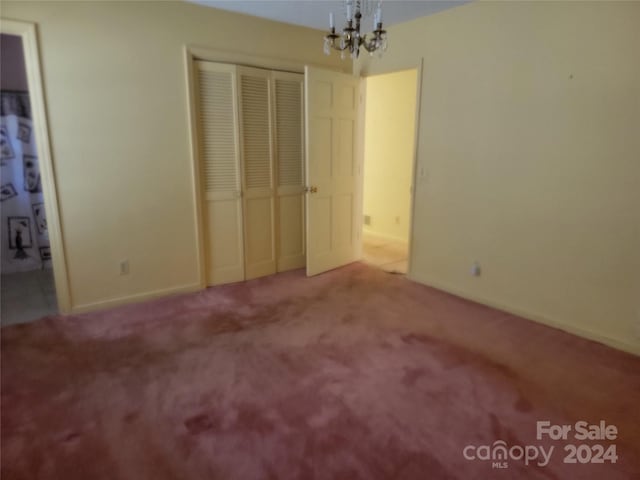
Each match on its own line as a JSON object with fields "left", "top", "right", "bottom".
{"left": 0, "top": 91, "right": 50, "bottom": 274}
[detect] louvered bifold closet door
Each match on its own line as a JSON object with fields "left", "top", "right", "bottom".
{"left": 238, "top": 67, "right": 277, "bottom": 280}
{"left": 196, "top": 61, "right": 245, "bottom": 286}
{"left": 272, "top": 71, "right": 305, "bottom": 272}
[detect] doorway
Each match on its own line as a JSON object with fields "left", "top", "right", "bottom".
{"left": 361, "top": 69, "right": 418, "bottom": 274}
{"left": 0, "top": 31, "right": 61, "bottom": 324}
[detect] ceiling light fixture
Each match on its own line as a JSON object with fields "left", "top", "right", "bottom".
{"left": 324, "top": 0, "right": 388, "bottom": 59}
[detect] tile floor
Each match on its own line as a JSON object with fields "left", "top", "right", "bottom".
{"left": 361, "top": 231, "right": 408, "bottom": 274}
{"left": 1, "top": 268, "right": 58, "bottom": 327}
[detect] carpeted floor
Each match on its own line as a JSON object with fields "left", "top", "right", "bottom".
{"left": 1, "top": 263, "right": 639, "bottom": 479}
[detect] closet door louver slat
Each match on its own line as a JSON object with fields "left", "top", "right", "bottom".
{"left": 240, "top": 75, "right": 272, "bottom": 190}
{"left": 198, "top": 70, "right": 239, "bottom": 192}
{"left": 275, "top": 78, "right": 304, "bottom": 187}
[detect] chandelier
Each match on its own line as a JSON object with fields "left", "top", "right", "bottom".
{"left": 323, "top": 0, "right": 388, "bottom": 59}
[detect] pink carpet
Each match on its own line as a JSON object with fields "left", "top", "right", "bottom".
{"left": 1, "top": 263, "right": 639, "bottom": 479}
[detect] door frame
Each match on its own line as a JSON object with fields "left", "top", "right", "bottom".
{"left": 358, "top": 59, "right": 424, "bottom": 276}
{"left": 1, "top": 18, "right": 71, "bottom": 313}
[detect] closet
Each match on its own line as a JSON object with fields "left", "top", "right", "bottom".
{"left": 195, "top": 61, "right": 305, "bottom": 285}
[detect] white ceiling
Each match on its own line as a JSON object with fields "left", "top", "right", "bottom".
{"left": 188, "top": 0, "right": 468, "bottom": 31}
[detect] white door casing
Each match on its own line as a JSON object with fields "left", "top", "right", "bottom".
{"left": 305, "top": 67, "right": 359, "bottom": 276}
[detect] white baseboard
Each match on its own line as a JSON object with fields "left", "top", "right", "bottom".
{"left": 70, "top": 282, "right": 203, "bottom": 314}
{"left": 408, "top": 271, "right": 640, "bottom": 357}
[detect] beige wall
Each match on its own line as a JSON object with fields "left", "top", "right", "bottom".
{"left": 357, "top": 1, "right": 640, "bottom": 354}
{"left": 1, "top": 1, "right": 345, "bottom": 311}
{"left": 363, "top": 69, "right": 417, "bottom": 243}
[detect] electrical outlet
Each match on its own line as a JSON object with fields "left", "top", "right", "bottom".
{"left": 120, "top": 260, "right": 129, "bottom": 275}
{"left": 395, "top": 216, "right": 400, "bottom": 225}
{"left": 364, "top": 215, "right": 371, "bottom": 226}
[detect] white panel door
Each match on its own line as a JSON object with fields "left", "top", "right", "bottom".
{"left": 196, "top": 61, "right": 244, "bottom": 285}
{"left": 238, "top": 66, "right": 277, "bottom": 280}
{"left": 305, "top": 67, "right": 359, "bottom": 276}
{"left": 272, "top": 71, "right": 306, "bottom": 272}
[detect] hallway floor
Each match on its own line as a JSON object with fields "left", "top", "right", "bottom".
{"left": 362, "top": 231, "right": 408, "bottom": 274}
{"left": 1, "top": 269, "right": 57, "bottom": 326}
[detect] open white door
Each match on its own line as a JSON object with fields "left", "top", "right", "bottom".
{"left": 305, "top": 67, "right": 359, "bottom": 276}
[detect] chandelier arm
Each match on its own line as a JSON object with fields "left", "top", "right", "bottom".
{"left": 333, "top": 43, "right": 351, "bottom": 52}
{"left": 325, "top": 33, "right": 352, "bottom": 52}
{"left": 331, "top": 38, "right": 352, "bottom": 52}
